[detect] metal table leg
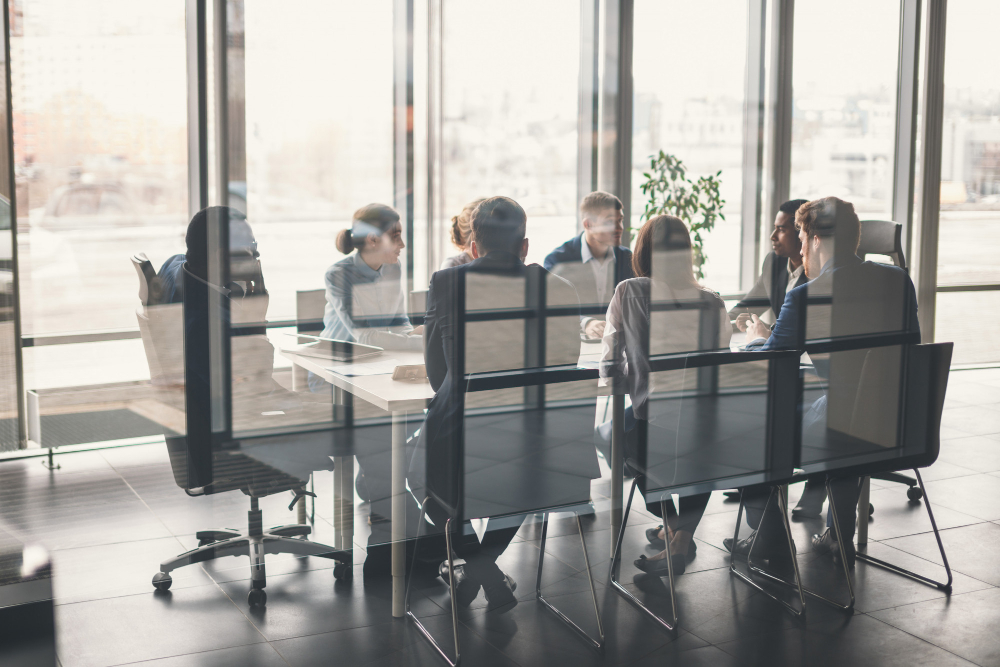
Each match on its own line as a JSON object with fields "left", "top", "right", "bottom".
{"left": 610, "top": 394, "right": 625, "bottom": 558}
{"left": 857, "top": 476, "right": 870, "bottom": 547}
{"left": 392, "top": 410, "right": 407, "bottom": 618}
{"left": 333, "top": 457, "right": 355, "bottom": 555}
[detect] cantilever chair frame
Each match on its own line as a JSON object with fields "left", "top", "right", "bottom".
{"left": 607, "top": 348, "right": 801, "bottom": 633}
{"left": 732, "top": 340, "right": 955, "bottom": 618}
{"left": 405, "top": 362, "right": 608, "bottom": 666}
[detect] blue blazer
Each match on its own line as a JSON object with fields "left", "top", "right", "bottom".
{"left": 543, "top": 234, "right": 634, "bottom": 285}
{"left": 752, "top": 257, "right": 920, "bottom": 353}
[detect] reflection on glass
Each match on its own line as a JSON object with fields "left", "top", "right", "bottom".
{"left": 937, "top": 2, "right": 1000, "bottom": 299}
{"left": 632, "top": 0, "right": 748, "bottom": 293}
{"left": 790, "top": 1, "right": 900, "bottom": 219}
{"left": 441, "top": 0, "right": 580, "bottom": 268}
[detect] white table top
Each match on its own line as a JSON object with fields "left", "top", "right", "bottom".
{"left": 280, "top": 349, "right": 435, "bottom": 413}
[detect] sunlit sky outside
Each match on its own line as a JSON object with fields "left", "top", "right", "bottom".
{"left": 5, "top": 0, "right": 1000, "bottom": 369}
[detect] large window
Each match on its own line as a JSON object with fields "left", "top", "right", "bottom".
{"left": 11, "top": 0, "right": 189, "bottom": 446}
{"left": 790, "top": 1, "right": 900, "bottom": 220}
{"left": 934, "top": 1, "right": 1000, "bottom": 364}
{"left": 438, "top": 0, "right": 580, "bottom": 269}
{"left": 631, "top": 0, "right": 748, "bottom": 294}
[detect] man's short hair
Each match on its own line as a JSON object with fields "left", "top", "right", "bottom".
{"left": 778, "top": 199, "right": 808, "bottom": 217}
{"left": 580, "top": 191, "right": 623, "bottom": 220}
{"left": 471, "top": 196, "right": 527, "bottom": 255}
{"left": 795, "top": 197, "right": 861, "bottom": 252}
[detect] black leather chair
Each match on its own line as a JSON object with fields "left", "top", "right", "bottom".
{"left": 137, "top": 255, "right": 352, "bottom": 608}
{"left": 857, "top": 220, "right": 924, "bottom": 504}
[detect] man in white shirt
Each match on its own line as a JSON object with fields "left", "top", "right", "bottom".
{"left": 543, "top": 191, "right": 634, "bottom": 339}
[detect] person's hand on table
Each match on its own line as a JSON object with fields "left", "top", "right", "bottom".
{"left": 744, "top": 313, "right": 771, "bottom": 344}
{"left": 409, "top": 325, "right": 424, "bottom": 336}
{"left": 734, "top": 312, "right": 753, "bottom": 332}
{"left": 585, "top": 319, "right": 606, "bottom": 340}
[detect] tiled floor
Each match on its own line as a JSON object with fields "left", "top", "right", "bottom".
{"left": 3, "top": 368, "right": 1000, "bottom": 666}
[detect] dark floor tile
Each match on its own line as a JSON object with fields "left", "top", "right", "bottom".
{"left": 870, "top": 587, "right": 1000, "bottom": 667}
{"left": 938, "top": 434, "right": 1000, "bottom": 474}
{"left": 921, "top": 474, "right": 1000, "bottom": 522}
{"left": 217, "top": 568, "right": 446, "bottom": 642}
{"left": 52, "top": 536, "right": 212, "bottom": 605}
{"left": 101, "top": 442, "right": 171, "bottom": 469}
{"left": 360, "top": 613, "right": 519, "bottom": 667}
{"left": 880, "top": 521, "right": 1000, "bottom": 586}
{"left": 56, "top": 584, "right": 264, "bottom": 667}
{"left": 626, "top": 643, "right": 740, "bottom": 667}
{"left": 850, "top": 542, "right": 993, "bottom": 612}
{"left": 940, "top": 405, "right": 1000, "bottom": 438}
{"left": 117, "top": 642, "right": 288, "bottom": 667}
{"left": 864, "top": 487, "right": 983, "bottom": 541}
{"left": 716, "top": 613, "right": 976, "bottom": 667}
{"left": 271, "top": 621, "right": 412, "bottom": 667}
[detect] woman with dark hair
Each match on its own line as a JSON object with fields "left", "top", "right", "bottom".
{"left": 440, "top": 198, "right": 486, "bottom": 270}
{"left": 599, "top": 215, "right": 731, "bottom": 575}
{"left": 321, "top": 203, "right": 423, "bottom": 349}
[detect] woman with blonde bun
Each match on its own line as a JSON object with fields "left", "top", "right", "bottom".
{"left": 321, "top": 203, "right": 423, "bottom": 350}
{"left": 439, "top": 198, "right": 486, "bottom": 270}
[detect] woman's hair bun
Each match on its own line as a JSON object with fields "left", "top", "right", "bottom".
{"left": 335, "top": 228, "right": 354, "bottom": 254}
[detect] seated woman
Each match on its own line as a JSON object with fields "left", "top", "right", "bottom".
{"left": 322, "top": 203, "right": 423, "bottom": 349}
{"left": 439, "top": 198, "right": 485, "bottom": 270}
{"left": 600, "top": 215, "right": 731, "bottom": 575}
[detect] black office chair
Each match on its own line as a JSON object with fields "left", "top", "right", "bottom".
{"left": 857, "top": 220, "right": 923, "bottom": 506}
{"left": 143, "top": 256, "right": 353, "bottom": 608}
{"left": 131, "top": 253, "right": 161, "bottom": 306}
{"left": 152, "top": 435, "right": 353, "bottom": 607}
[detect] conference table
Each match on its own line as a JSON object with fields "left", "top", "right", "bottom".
{"left": 281, "top": 334, "right": 755, "bottom": 616}
{"left": 281, "top": 348, "right": 433, "bottom": 617}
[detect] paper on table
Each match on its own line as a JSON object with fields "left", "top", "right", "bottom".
{"left": 328, "top": 359, "right": 400, "bottom": 377}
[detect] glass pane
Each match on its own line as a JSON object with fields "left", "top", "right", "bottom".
{"left": 790, "top": 1, "right": 900, "bottom": 220}
{"left": 11, "top": 0, "right": 188, "bottom": 447}
{"left": 936, "top": 291, "right": 1000, "bottom": 366}
{"left": 937, "top": 2, "right": 1000, "bottom": 286}
{"left": 0, "top": 18, "right": 18, "bottom": 451}
{"left": 439, "top": 0, "right": 580, "bottom": 270}
{"left": 632, "top": 0, "right": 748, "bottom": 294}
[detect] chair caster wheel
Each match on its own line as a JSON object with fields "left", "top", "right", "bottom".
{"left": 334, "top": 562, "right": 353, "bottom": 582}
{"left": 247, "top": 588, "right": 267, "bottom": 608}
{"left": 907, "top": 487, "right": 923, "bottom": 501}
{"left": 152, "top": 572, "right": 172, "bottom": 591}
{"left": 869, "top": 503, "right": 875, "bottom": 517}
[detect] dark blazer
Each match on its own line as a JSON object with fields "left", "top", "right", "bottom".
{"left": 729, "top": 251, "right": 808, "bottom": 322}
{"left": 543, "top": 233, "right": 634, "bottom": 284}
{"left": 414, "top": 251, "right": 600, "bottom": 520}
{"left": 752, "top": 256, "right": 919, "bottom": 353}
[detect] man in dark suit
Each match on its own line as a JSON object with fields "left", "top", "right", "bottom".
{"left": 412, "top": 196, "right": 598, "bottom": 613}
{"left": 737, "top": 197, "right": 919, "bottom": 567}
{"left": 730, "top": 199, "right": 809, "bottom": 330}
{"left": 544, "top": 191, "right": 633, "bottom": 339}
{"left": 729, "top": 199, "right": 827, "bottom": 518}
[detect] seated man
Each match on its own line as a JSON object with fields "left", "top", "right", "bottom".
{"left": 413, "top": 196, "right": 598, "bottom": 612}
{"left": 733, "top": 197, "right": 919, "bottom": 567}
{"left": 544, "top": 191, "right": 633, "bottom": 340}
{"left": 728, "top": 198, "right": 825, "bottom": 518}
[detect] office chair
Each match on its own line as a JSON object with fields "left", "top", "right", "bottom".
{"left": 856, "top": 220, "right": 924, "bottom": 506}
{"left": 153, "top": 435, "right": 353, "bottom": 607}
{"left": 131, "top": 255, "right": 352, "bottom": 607}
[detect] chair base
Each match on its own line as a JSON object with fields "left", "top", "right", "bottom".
{"left": 730, "top": 481, "right": 856, "bottom": 616}
{"left": 608, "top": 477, "right": 679, "bottom": 633}
{"left": 152, "top": 499, "right": 351, "bottom": 607}
{"left": 857, "top": 469, "right": 952, "bottom": 592}
{"left": 405, "top": 500, "right": 605, "bottom": 666}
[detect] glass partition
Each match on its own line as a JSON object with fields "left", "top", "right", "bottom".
{"left": 790, "top": 0, "right": 900, "bottom": 220}
{"left": 631, "top": 0, "right": 748, "bottom": 294}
